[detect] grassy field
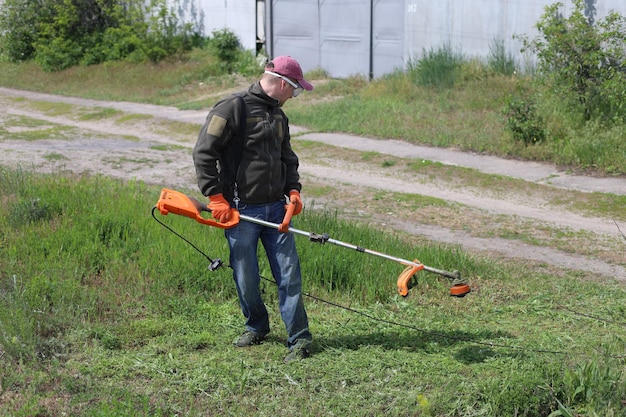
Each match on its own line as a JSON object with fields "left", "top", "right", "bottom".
{"left": 0, "top": 169, "right": 626, "bottom": 416}
{"left": 1, "top": 53, "right": 626, "bottom": 416}
{"left": 2, "top": 167, "right": 626, "bottom": 416}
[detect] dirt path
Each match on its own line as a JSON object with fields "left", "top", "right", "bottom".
{"left": 1, "top": 87, "right": 624, "bottom": 281}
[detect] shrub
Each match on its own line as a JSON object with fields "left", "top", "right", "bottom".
{"left": 0, "top": 0, "right": 56, "bottom": 62}
{"left": 34, "top": 1, "right": 85, "bottom": 72}
{"left": 1, "top": 0, "right": 206, "bottom": 71}
{"left": 7, "top": 198, "right": 58, "bottom": 228}
{"left": 519, "top": 0, "right": 626, "bottom": 124}
{"left": 503, "top": 95, "right": 546, "bottom": 145}
{"left": 207, "top": 28, "right": 245, "bottom": 73}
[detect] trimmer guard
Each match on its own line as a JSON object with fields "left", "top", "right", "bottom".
{"left": 397, "top": 261, "right": 425, "bottom": 297}
{"left": 155, "top": 188, "right": 240, "bottom": 229}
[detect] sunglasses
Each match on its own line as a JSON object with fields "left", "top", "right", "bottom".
{"left": 264, "top": 70, "right": 304, "bottom": 97}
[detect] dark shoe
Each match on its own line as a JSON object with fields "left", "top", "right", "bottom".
{"left": 284, "top": 339, "right": 311, "bottom": 363}
{"left": 233, "top": 331, "right": 265, "bottom": 347}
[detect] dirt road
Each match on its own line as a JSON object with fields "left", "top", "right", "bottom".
{"left": 1, "top": 87, "right": 624, "bottom": 280}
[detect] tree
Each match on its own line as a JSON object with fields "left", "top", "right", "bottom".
{"left": 0, "top": 0, "right": 57, "bottom": 62}
{"left": 0, "top": 0, "right": 205, "bottom": 71}
{"left": 519, "top": 0, "right": 626, "bottom": 123}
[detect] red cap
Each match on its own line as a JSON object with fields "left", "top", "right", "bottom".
{"left": 266, "top": 56, "right": 313, "bottom": 91}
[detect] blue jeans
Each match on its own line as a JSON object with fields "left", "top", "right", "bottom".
{"left": 225, "top": 200, "right": 311, "bottom": 348}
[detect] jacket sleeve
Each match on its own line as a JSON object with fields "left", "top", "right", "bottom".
{"left": 192, "top": 98, "right": 236, "bottom": 197}
{"left": 281, "top": 117, "right": 302, "bottom": 194}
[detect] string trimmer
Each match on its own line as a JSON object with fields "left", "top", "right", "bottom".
{"left": 153, "top": 188, "right": 470, "bottom": 298}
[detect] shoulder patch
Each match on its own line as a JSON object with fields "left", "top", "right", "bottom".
{"left": 206, "top": 115, "right": 227, "bottom": 137}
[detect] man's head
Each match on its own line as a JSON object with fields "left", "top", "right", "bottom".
{"left": 261, "top": 56, "right": 313, "bottom": 105}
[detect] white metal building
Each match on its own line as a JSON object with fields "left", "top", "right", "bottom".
{"left": 182, "top": 0, "right": 626, "bottom": 78}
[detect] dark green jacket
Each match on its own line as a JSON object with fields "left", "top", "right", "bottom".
{"left": 192, "top": 81, "right": 301, "bottom": 205}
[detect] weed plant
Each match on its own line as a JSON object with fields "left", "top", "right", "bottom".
{"left": 1, "top": 167, "right": 626, "bottom": 416}
{"left": 407, "top": 42, "right": 464, "bottom": 89}
{"left": 488, "top": 37, "right": 517, "bottom": 76}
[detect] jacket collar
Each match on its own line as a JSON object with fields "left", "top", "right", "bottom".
{"left": 249, "top": 81, "right": 281, "bottom": 107}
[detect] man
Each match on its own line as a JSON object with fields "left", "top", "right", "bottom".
{"left": 192, "top": 56, "right": 314, "bottom": 363}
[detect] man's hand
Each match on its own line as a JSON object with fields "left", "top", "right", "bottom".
{"left": 208, "top": 194, "right": 231, "bottom": 222}
{"left": 288, "top": 190, "right": 303, "bottom": 215}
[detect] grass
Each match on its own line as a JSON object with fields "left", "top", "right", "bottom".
{"left": 0, "top": 49, "right": 625, "bottom": 416}
{"left": 1, "top": 167, "right": 626, "bottom": 416}
{"left": 0, "top": 52, "right": 257, "bottom": 105}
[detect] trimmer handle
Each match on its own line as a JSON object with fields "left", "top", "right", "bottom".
{"left": 278, "top": 198, "right": 296, "bottom": 233}
{"left": 156, "top": 188, "right": 240, "bottom": 229}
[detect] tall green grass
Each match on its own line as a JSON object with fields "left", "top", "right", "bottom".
{"left": 407, "top": 43, "right": 464, "bottom": 89}
{"left": 2, "top": 167, "right": 626, "bottom": 416}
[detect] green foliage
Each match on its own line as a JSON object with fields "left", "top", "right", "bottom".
{"left": 79, "top": 2, "right": 151, "bottom": 65}
{"left": 1, "top": 0, "right": 206, "bottom": 71}
{"left": 503, "top": 95, "right": 546, "bottom": 145}
{"left": 140, "top": 0, "right": 204, "bottom": 63}
{"left": 7, "top": 198, "right": 58, "bottom": 228}
{"left": 33, "top": 0, "right": 84, "bottom": 71}
{"left": 519, "top": 0, "right": 626, "bottom": 124}
{"left": 408, "top": 43, "right": 464, "bottom": 89}
{"left": 0, "top": 0, "right": 55, "bottom": 62}
{"left": 556, "top": 118, "right": 626, "bottom": 174}
{"left": 558, "top": 360, "right": 626, "bottom": 415}
{"left": 488, "top": 37, "right": 517, "bottom": 76}
{"left": 207, "top": 28, "right": 241, "bottom": 64}
{"left": 206, "top": 28, "right": 260, "bottom": 75}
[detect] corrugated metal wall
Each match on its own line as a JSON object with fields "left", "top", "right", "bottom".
{"left": 267, "top": 0, "right": 404, "bottom": 78}
{"left": 189, "top": 0, "right": 626, "bottom": 78}
{"left": 403, "top": 0, "right": 626, "bottom": 72}
{"left": 191, "top": 0, "right": 258, "bottom": 51}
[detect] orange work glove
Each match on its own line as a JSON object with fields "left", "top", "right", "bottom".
{"left": 288, "top": 190, "right": 303, "bottom": 216}
{"left": 208, "top": 193, "right": 231, "bottom": 222}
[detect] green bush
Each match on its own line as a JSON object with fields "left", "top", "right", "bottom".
{"left": 7, "top": 198, "right": 59, "bottom": 228}
{"left": 1, "top": 0, "right": 206, "bottom": 71}
{"left": 206, "top": 28, "right": 257, "bottom": 74}
{"left": 0, "top": 0, "right": 55, "bottom": 62}
{"left": 207, "top": 28, "right": 241, "bottom": 63}
{"left": 519, "top": 0, "right": 626, "bottom": 124}
{"left": 503, "top": 95, "right": 546, "bottom": 145}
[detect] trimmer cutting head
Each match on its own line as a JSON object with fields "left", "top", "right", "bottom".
{"left": 447, "top": 270, "right": 470, "bottom": 297}
{"left": 450, "top": 282, "right": 471, "bottom": 297}
{"left": 398, "top": 264, "right": 470, "bottom": 298}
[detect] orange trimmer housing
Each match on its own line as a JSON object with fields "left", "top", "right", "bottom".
{"left": 156, "top": 188, "right": 240, "bottom": 229}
